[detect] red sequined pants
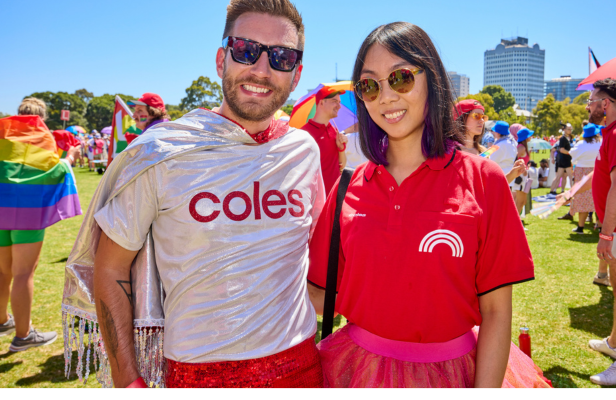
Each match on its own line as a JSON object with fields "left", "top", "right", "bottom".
{"left": 166, "top": 336, "right": 323, "bottom": 388}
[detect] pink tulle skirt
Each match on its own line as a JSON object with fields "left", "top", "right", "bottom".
{"left": 318, "top": 324, "right": 552, "bottom": 388}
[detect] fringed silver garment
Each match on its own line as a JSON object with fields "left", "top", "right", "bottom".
{"left": 61, "top": 110, "right": 254, "bottom": 387}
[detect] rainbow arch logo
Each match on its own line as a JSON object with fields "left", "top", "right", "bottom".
{"left": 419, "top": 229, "right": 464, "bottom": 258}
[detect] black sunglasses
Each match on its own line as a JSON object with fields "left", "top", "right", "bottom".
{"left": 222, "top": 36, "right": 303, "bottom": 72}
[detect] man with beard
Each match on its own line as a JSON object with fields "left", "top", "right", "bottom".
{"left": 555, "top": 79, "right": 616, "bottom": 384}
{"left": 76, "top": 0, "right": 325, "bottom": 388}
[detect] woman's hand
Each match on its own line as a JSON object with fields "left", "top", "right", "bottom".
{"left": 475, "top": 285, "right": 512, "bottom": 388}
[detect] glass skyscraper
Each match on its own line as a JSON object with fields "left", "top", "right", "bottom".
{"left": 484, "top": 37, "right": 545, "bottom": 111}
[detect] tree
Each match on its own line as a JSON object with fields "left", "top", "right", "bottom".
{"left": 166, "top": 104, "right": 188, "bottom": 121}
{"left": 480, "top": 85, "right": 516, "bottom": 113}
{"left": 28, "top": 91, "right": 89, "bottom": 131}
{"left": 74, "top": 88, "right": 94, "bottom": 103}
{"left": 179, "top": 76, "right": 223, "bottom": 111}
{"left": 0, "top": 112, "right": 11, "bottom": 119}
{"left": 281, "top": 104, "right": 294, "bottom": 115}
{"left": 85, "top": 93, "right": 137, "bottom": 131}
{"left": 572, "top": 91, "right": 590, "bottom": 106}
{"left": 497, "top": 107, "right": 527, "bottom": 126}
{"left": 532, "top": 94, "right": 589, "bottom": 138}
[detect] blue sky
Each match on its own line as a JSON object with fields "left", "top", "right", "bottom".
{"left": 0, "top": 0, "right": 612, "bottom": 115}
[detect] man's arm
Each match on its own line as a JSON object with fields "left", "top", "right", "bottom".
{"left": 94, "top": 231, "right": 140, "bottom": 388}
{"left": 598, "top": 169, "right": 616, "bottom": 261}
{"left": 475, "top": 286, "right": 512, "bottom": 388}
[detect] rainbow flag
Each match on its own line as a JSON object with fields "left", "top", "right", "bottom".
{"left": 109, "top": 96, "right": 141, "bottom": 164}
{"left": 0, "top": 115, "right": 82, "bottom": 230}
{"left": 479, "top": 145, "right": 499, "bottom": 158}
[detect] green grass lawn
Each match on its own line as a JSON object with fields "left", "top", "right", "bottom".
{"left": 1, "top": 162, "right": 614, "bottom": 388}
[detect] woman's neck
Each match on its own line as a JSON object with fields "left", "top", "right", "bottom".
{"left": 464, "top": 131, "right": 475, "bottom": 149}
{"left": 385, "top": 129, "right": 426, "bottom": 186}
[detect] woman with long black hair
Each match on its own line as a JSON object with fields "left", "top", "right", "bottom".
{"left": 307, "top": 22, "right": 551, "bottom": 388}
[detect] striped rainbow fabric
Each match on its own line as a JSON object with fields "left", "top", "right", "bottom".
{"left": 0, "top": 115, "right": 82, "bottom": 230}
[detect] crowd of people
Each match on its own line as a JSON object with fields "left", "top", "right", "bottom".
{"left": 0, "top": 0, "right": 615, "bottom": 389}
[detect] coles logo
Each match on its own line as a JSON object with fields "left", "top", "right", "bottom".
{"left": 189, "top": 181, "right": 305, "bottom": 223}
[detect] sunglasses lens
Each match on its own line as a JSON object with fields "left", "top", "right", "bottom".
{"left": 388, "top": 69, "right": 415, "bottom": 94}
{"left": 357, "top": 79, "right": 380, "bottom": 102}
{"left": 231, "top": 38, "right": 260, "bottom": 64}
{"left": 270, "top": 47, "right": 298, "bottom": 71}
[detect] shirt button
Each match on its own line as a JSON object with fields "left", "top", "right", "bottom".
{"left": 395, "top": 205, "right": 401, "bottom": 210}
{"left": 377, "top": 171, "right": 381, "bottom": 175}
{"left": 389, "top": 186, "right": 394, "bottom": 192}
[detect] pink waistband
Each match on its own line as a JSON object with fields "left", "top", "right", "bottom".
{"left": 348, "top": 324, "right": 477, "bottom": 363}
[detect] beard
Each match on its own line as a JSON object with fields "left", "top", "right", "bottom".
{"left": 222, "top": 66, "right": 293, "bottom": 123}
{"left": 589, "top": 107, "right": 605, "bottom": 125}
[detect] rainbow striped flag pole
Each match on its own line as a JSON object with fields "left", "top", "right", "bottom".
{"left": 0, "top": 115, "right": 82, "bottom": 230}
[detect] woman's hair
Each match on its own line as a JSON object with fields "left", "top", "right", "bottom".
{"left": 584, "top": 135, "right": 599, "bottom": 144}
{"left": 352, "top": 22, "right": 463, "bottom": 165}
{"left": 457, "top": 113, "right": 486, "bottom": 154}
{"left": 18, "top": 97, "right": 47, "bottom": 120}
{"left": 147, "top": 106, "right": 170, "bottom": 123}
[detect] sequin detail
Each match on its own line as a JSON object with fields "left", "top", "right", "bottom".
{"left": 63, "top": 308, "right": 165, "bottom": 388}
{"left": 166, "top": 336, "right": 323, "bottom": 388}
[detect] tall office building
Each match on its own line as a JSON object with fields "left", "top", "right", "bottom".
{"left": 448, "top": 72, "right": 470, "bottom": 98}
{"left": 484, "top": 37, "right": 545, "bottom": 111}
{"left": 544, "top": 76, "right": 584, "bottom": 102}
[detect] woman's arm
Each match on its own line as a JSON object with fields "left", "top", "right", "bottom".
{"left": 307, "top": 282, "right": 325, "bottom": 315}
{"left": 475, "top": 285, "right": 512, "bottom": 388}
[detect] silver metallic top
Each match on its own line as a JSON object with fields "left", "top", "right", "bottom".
{"left": 62, "top": 109, "right": 324, "bottom": 363}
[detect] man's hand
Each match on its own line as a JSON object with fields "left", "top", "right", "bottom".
{"left": 335, "top": 133, "right": 348, "bottom": 150}
{"left": 597, "top": 237, "right": 615, "bottom": 263}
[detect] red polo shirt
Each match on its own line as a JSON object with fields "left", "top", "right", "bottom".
{"left": 301, "top": 119, "right": 340, "bottom": 195}
{"left": 593, "top": 120, "right": 616, "bottom": 228}
{"left": 308, "top": 149, "right": 535, "bottom": 343}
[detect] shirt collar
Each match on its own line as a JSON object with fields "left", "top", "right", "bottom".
{"left": 207, "top": 109, "right": 288, "bottom": 143}
{"left": 364, "top": 149, "right": 456, "bottom": 181}
{"left": 308, "top": 119, "right": 332, "bottom": 130}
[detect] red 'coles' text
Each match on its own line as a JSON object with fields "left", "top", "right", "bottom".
{"left": 189, "top": 182, "right": 305, "bottom": 223}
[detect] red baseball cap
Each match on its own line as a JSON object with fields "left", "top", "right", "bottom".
{"left": 315, "top": 87, "right": 346, "bottom": 105}
{"left": 455, "top": 99, "right": 485, "bottom": 118}
{"left": 128, "top": 93, "right": 166, "bottom": 112}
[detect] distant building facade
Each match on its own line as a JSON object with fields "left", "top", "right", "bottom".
{"left": 544, "top": 76, "right": 584, "bottom": 102}
{"left": 448, "top": 72, "right": 470, "bottom": 98}
{"left": 484, "top": 37, "right": 545, "bottom": 111}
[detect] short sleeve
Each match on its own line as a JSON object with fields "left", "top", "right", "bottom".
{"left": 559, "top": 137, "right": 570, "bottom": 151}
{"left": 94, "top": 167, "right": 158, "bottom": 251}
{"left": 307, "top": 178, "right": 346, "bottom": 290}
{"left": 606, "top": 134, "right": 616, "bottom": 172}
{"left": 475, "top": 164, "right": 534, "bottom": 295}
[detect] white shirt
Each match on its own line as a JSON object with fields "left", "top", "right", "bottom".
{"left": 489, "top": 136, "right": 518, "bottom": 175}
{"left": 95, "top": 128, "right": 325, "bottom": 363}
{"left": 345, "top": 132, "right": 368, "bottom": 169}
{"left": 538, "top": 167, "right": 549, "bottom": 178}
{"left": 570, "top": 139, "right": 601, "bottom": 168}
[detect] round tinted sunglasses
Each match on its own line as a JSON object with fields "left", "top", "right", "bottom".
{"left": 467, "top": 113, "right": 489, "bottom": 122}
{"left": 222, "top": 36, "right": 303, "bottom": 72}
{"left": 355, "top": 68, "right": 424, "bottom": 102}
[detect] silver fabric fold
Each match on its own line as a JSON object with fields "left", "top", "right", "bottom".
{"left": 61, "top": 109, "right": 256, "bottom": 386}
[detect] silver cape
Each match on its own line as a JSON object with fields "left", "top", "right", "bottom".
{"left": 61, "top": 109, "right": 256, "bottom": 387}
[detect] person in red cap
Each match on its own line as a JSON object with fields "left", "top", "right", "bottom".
{"left": 455, "top": 99, "right": 488, "bottom": 155}
{"left": 128, "top": 93, "right": 170, "bottom": 134}
{"left": 301, "top": 87, "right": 349, "bottom": 195}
